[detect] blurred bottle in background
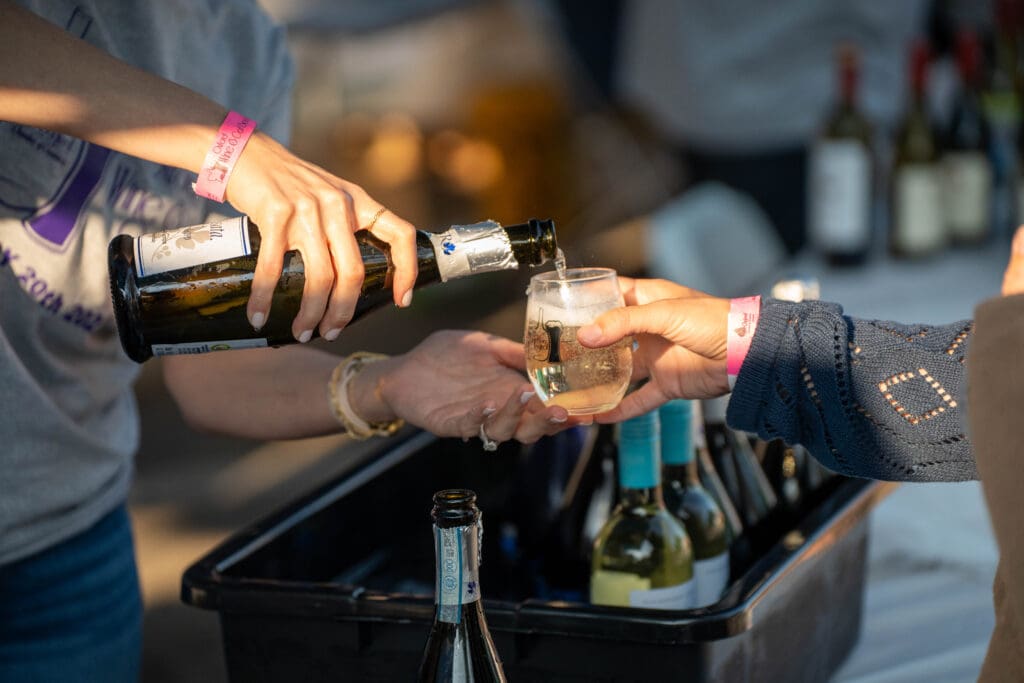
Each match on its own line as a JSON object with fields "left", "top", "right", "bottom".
{"left": 659, "top": 400, "right": 730, "bottom": 607}
{"left": 984, "top": 0, "right": 1023, "bottom": 240}
{"left": 944, "top": 28, "right": 994, "bottom": 245}
{"left": 808, "top": 43, "right": 876, "bottom": 266}
{"left": 892, "top": 39, "right": 945, "bottom": 258}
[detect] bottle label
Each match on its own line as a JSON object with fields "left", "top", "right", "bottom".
{"left": 943, "top": 151, "right": 992, "bottom": 241}
{"left": 590, "top": 570, "right": 696, "bottom": 609}
{"left": 893, "top": 165, "right": 944, "bottom": 254}
{"left": 694, "top": 551, "right": 729, "bottom": 607}
{"left": 435, "top": 524, "right": 481, "bottom": 623}
{"left": 428, "top": 221, "right": 518, "bottom": 282}
{"left": 151, "top": 338, "right": 268, "bottom": 356}
{"left": 808, "top": 140, "right": 873, "bottom": 252}
{"left": 134, "top": 215, "right": 252, "bottom": 278}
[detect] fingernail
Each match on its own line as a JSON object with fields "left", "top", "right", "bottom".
{"left": 482, "top": 407, "right": 497, "bottom": 417}
{"left": 549, "top": 415, "right": 568, "bottom": 424}
{"left": 324, "top": 328, "right": 341, "bottom": 342}
{"left": 520, "top": 391, "right": 535, "bottom": 405}
{"left": 298, "top": 329, "right": 313, "bottom": 344}
{"left": 401, "top": 289, "right": 413, "bottom": 308}
{"left": 251, "top": 312, "right": 265, "bottom": 330}
{"left": 577, "top": 324, "right": 601, "bottom": 345}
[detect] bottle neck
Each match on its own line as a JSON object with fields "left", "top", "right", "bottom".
{"left": 663, "top": 461, "right": 700, "bottom": 486}
{"left": 620, "top": 485, "right": 664, "bottom": 509}
{"left": 429, "top": 219, "right": 557, "bottom": 282}
{"left": 433, "top": 521, "right": 483, "bottom": 624}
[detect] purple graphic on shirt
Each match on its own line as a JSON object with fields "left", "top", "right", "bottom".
{"left": 27, "top": 143, "right": 110, "bottom": 249}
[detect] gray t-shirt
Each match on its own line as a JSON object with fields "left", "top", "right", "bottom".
{"left": 0, "top": 0, "right": 293, "bottom": 565}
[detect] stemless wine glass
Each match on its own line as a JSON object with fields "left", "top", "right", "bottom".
{"left": 524, "top": 267, "right": 633, "bottom": 415}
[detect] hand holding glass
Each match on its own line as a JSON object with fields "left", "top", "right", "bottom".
{"left": 524, "top": 267, "right": 633, "bottom": 415}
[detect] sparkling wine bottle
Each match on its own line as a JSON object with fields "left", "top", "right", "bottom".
{"left": 418, "top": 489, "right": 506, "bottom": 683}
{"left": 590, "top": 412, "right": 695, "bottom": 609}
{"left": 109, "top": 217, "right": 558, "bottom": 362}
{"left": 808, "top": 43, "right": 875, "bottom": 265}
{"left": 659, "top": 400, "right": 730, "bottom": 607}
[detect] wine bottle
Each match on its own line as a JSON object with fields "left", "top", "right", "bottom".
{"left": 590, "top": 412, "right": 696, "bottom": 609}
{"left": 691, "top": 401, "right": 743, "bottom": 542}
{"left": 891, "top": 40, "right": 945, "bottom": 258}
{"left": 109, "top": 217, "right": 558, "bottom": 362}
{"left": 944, "top": 29, "right": 994, "bottom": 245}
{"left": 702, "top": 397, "right": 778, "bottom": 535}
{"left": 808, "top": 43, "right": 875, "bottom": 265}
{"left": 659, "top": 400, "right": 730, "bottom": 608}
{"left": 418, "top": 489, "right": 506, "bottom": 683}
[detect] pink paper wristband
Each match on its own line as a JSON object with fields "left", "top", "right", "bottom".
{"left": 192, "top": 111, "right": 257, "bottom": 203}
{"left": 727, "top": 295, "right": 761, "bottom": 388}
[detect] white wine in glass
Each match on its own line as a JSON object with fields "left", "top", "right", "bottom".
{"left": 524, "top": 267, "right": 632, "bottom": 415}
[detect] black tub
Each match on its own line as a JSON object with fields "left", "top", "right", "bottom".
{"left": 182, "top": 429, "right": 895, "bottom": 682}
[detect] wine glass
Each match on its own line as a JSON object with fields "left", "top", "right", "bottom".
{"left": 524, "top": 267, "right": 632, "bottom": 415}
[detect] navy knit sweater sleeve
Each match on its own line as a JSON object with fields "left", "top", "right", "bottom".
{"left": 726, "top": 299, "right": 977, "bottom": 482}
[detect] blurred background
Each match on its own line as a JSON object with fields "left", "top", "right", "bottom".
{"left": 133, "top": 0, "right": 1016, "bottom": 680}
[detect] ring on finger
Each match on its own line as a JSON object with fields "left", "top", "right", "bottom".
{"left": 366, "top": 206, "right": 388, "bottom": 231}
{"left": 479, "top": 423, "right": 499, "bottom": 452}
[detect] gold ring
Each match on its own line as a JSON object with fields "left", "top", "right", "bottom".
{"left": 366, "top": 206, "right": 388, "bottom": 230}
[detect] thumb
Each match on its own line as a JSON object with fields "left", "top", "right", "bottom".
{"left": 1003, "top": 225, "right": 1024, "bottom": 296}
{"left": 579, "top": 297, "right": 728, "bottom": 360}
{"left": 578, "top": 300, "right": 685, "bottom": 348}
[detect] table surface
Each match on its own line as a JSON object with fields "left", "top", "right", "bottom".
{"left": 781, "top": 244, "right": 1004, "bottom": 683}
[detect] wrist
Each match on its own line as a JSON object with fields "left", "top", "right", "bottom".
{"left": 193, "top": 110, "right": 257, "bottom": 203}
{"left": 348, "top": 355, "right": 401, "bottom": 424}
{"left": 328, "top": 353, "right": 404, "bottom": 439}
{"left": 727, "top": 295, "right": 761, "bottom": 389}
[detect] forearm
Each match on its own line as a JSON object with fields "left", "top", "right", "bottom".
{"left": 0, "top": 0, "right": 225, "bottom": 173}
{"left": 162, "top": 346, "right": 399, "bottom": 441}
{"left": 728, "top": 299, "right": 977, "bottom": 482}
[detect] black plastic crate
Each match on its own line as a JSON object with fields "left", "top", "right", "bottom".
{"left": 182, "top": 429, "right": 895, "bottom": 682}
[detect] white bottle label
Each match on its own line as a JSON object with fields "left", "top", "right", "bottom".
{"left": 435, "top": 525, "right": 481, "bottom": 624}
{"left": 943, "top": 151, "right": 992, "bottom": 241}
{"left": 134, "top": 216, "right": 252, "bottom": 277}
{"left": 809, "top": 140, "right": 872, "bottom": 252}
{"left": 628, "top": 577, "right": 697, "bottom": 610}
{"left": 893, "top": 164, "right": 944, "bottom": 255}
{"left": 151, "top": 338, "right": 268, "bottom": 356}
{"left": 694, "top": 552, "right": 730, "bottom": 607}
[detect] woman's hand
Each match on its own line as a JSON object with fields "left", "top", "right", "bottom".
{"left": 576, "top": 277, "right": 731, "bottom": 422}
{"left": 226, "top": 133, "right": 419, "bottom": 342}
{"left": 354, "top": 330, "right": 571, "bottom": 446}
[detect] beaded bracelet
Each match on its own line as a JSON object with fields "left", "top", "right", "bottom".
{"left": 193, "top": 110, "right": 257, "bottom": 203}
{"left": 327, "top": 352, "right": 404, "bottom": 439}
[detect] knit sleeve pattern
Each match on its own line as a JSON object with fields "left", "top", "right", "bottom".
{"left": 726, "top": 299, "right": 977, "bottom": 482}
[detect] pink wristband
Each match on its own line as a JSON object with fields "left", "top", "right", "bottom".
{"left": 192, "top": 111, "right": 257, "bottom": 203}
{"left": 727, "top": 295, "right": 761, "bottom": 387}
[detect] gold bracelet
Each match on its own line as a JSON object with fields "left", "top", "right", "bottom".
{"left": 327, "top": 352, "right": 404, "bottom": 440}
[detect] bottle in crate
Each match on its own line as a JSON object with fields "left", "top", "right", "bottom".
{"left": 659, "top": 400, "right": 730, "bottom": 607}
{"left": 419, "top": 489, "right": 506, "bottom": 682}
{"left": 590, "top": 412, "right": 696, "bottom": 609}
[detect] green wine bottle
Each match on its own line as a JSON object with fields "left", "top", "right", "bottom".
{"left": 108, "top": 217, "right": 558, "bottom": 362}
{"left": 659, "top": 400, "right": 730, "bottom": 608}
{"left": 418, "top": 489, "right": 506, "bottom": 683}
{"left": 590, "top": 411, "right": 695, "bottom": 609}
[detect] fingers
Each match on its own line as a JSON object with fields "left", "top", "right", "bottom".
{"left": 317, "top": 191, "right": 363, "bottom": 340}
{"left": 593, "top": 383, "right": 668, "bottom": 424}
{"left": 366, "top": 207, "right": 419, "bottom": 307}
{"left": 486, "top": 335, "right": 528, "bottom": 370}
{"left": 248, "top": 217, "right": 288, "bottom": 331}
{"left": 1003, "top": 225, "right": 1024, "bottom": 296}
{"left": 482, "top": 384, "right": 535, "bottom": 443}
